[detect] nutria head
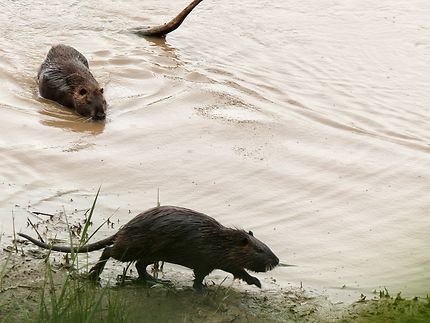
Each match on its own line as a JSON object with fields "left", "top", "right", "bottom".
{"left": 225, "top": 229, "right": 279, "bottom": 273}
{"left": 73, "top": 85, "right": 106, "bottom": 121}
{"left": 61, "top": 71, "right": 106, "bottom": 121}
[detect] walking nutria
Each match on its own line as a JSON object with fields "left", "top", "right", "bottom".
{"left": 19, "top": 206, "right": 279, "bottom": 290}
{"left": 38, "top": 44, "right": 107, "bottom": 121}
{"left": 131, "top": 0, "right": 203, "bottom": 37}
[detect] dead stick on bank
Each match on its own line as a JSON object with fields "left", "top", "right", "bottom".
{"left": 31, "top": 211, "right": 55, "bottom": 219}
{"left": 26, "top": 218, "right": 45, "bottom": 244}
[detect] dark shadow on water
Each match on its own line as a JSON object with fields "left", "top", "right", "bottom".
{"left": 142, "top": 35, "right": 169, "bottom": 48}
{"left": 145, "top": 35, "right": 181, "bottom": 63}
{"left": 128, "top": 29, "right": 182, "bottom": 66}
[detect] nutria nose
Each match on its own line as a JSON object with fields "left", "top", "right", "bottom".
{"left": 92, "top": 112, "right": 106, "bottom": 121}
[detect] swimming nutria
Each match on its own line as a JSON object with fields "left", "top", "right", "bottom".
{"left": 19, "top": 205, "right": 279, "bottom": 290}
{"left": 38, "top": 44, "right": 107, "bottom": 121}
{"left": 131, "top": 0, "right": 203, "bottom": 37}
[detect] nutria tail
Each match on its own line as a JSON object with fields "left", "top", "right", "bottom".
{"left": 131, "top": 0, "right": 203, "bottom": 37}
{"left": 18, "top": 233, "right": 116, "bottom": 253}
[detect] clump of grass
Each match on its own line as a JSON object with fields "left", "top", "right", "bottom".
{"left": 28, "top": 188, "right": 128, "bottom": 323}
{"left": 36, "top": 272, "right": 128, "bottom": 323}
{"left": 344, "top": 289, "right": 430, "bottom": 323}
{"left": 0, "top": 243, "right": 12, "bottom": 291}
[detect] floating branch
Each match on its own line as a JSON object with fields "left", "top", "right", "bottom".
{"left": 131, "top": 0, "right": 203, "bottom": 37}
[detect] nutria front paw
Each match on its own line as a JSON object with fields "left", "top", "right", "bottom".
{"left": 193, "top": 281, "right": 206, "bottom": 292}
{"left": 248, "top": 276, "right": 261, "bottom": 288}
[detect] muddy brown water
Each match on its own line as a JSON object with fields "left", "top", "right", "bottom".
{"left": 0, "top": 0, "right": 429, "bottom": 303}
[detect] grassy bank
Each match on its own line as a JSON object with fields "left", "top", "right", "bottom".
{"left": 1, "top": 192, "right": 429, "bottom": 322}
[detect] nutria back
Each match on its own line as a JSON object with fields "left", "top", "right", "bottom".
{"left": 110, "top": 206, "right": 279, "bottom": 288}
{"left": 38, "top": 45, "right": 107, "bottom": 120}
{"left": 114, "top": 206, "right": 276, "bottom": 269}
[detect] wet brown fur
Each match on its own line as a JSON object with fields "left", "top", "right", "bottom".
{"left": 38, "top": 44, "right": 107, "bottom": 120}
{"left": 19, "top": 206, "right": 279, "bottom": 290}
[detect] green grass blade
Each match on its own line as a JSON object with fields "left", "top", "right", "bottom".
{"left": 80, "top": 186, "right": 101, "bottom": 247}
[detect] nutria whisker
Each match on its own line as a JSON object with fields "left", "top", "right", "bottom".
{"left": 75, "top": 115, "right": 89, "bottom": 123}
{"left": 267, "top": 264, "right": 276, "bottom": 271}
{"left": 19, "top": 206, "right": 279, "bottom": 290}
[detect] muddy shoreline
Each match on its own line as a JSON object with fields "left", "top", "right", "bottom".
{"left": 1, "top": 249, "right": 429, "bottom": 322}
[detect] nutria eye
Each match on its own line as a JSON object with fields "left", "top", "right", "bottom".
{"left": 241, "top": 237, "right": 249, "bottom": 246}
{"left": 100, "top": 88, "right": 104, "bottom": 94}
{"left": 248, "top": 231, "right": 254, "bottom": 236}
{"left": 79, "top": 88, "right": 88, "bottom": 96}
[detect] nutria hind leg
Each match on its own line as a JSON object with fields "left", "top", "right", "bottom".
{"left": 232, "top": 269, "right": 261, "bottom": 288}
{"left": 87, "top": 246, "right": 112, "bottom": 280}
{"left": 135, "top": 259, "right": 171, "bottom": 286}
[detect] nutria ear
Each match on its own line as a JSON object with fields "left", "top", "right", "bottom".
{"left": 248, "top": 231, "right": 254, "bottom": 236}
{"left": 79, "top": 88, "right": 88, "bottom": 96}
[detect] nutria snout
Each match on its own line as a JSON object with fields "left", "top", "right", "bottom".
{"left": 38, "top": 44, "right": 107, "bottom": 121}
{"left": 74, "top": 87, "right": 106, "bottom": 120}
{"left": 19, "top": 206, "right": 279, "bottom": 290}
